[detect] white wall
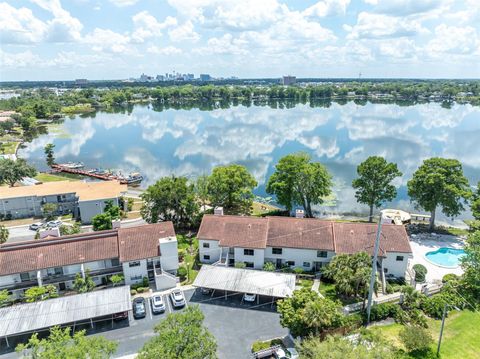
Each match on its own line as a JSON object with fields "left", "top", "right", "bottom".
{"left": 382, "top": 252, "right": 410, "bottom": 278}
{"left": 198, "top": 239, "right": 221, "bottom": 263}
{"left": 159, "top": 236, "right": 179, "bottom": 273}
{"left": 265, "top": 247, "right": 335, "bottom": 270}
{"left": 233, "top": 247, "right": 265, "bottom": 269}
{"left": 122, "top": 259, "right": 148, "bottom": 284}
{"left": 0, "top": 274, "right": 19, "bottom": 287}
{"left": 78, "top": 197, "right": 119, "bottom": 224}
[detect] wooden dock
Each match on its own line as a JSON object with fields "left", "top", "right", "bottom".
{"left": 51, "top": 164, "right": 131, "bottom": 185}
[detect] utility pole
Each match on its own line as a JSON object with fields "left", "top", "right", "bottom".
{"left": 437, "top": 303, "right": 448, "bottom": 357}
{"left": 366, "top": 213, "right": 383, "bottom": 325}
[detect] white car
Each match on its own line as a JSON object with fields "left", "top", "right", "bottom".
{"left": 47, "top": 220, "right": 62, "bottom": 228}
{"left": 243, "top": 293, "right": 256, "bottom": 303}
{"left": 29, "top": 222, "right": 44, "bottom": 231}
{"left": 276, "top": 348, "right": 299, "bottom": 359}
{"left": 170, "top": 289, "right": 186, "bottom": 308}
{"left": 150, "top": 293, "right": 166, "bottom": 314}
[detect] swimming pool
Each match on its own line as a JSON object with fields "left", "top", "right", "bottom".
{"left": 425, "top": 247, "right": 466, "bottom": 268}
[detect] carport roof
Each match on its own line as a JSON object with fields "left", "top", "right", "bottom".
{"left": 0, "top": 286, "right": 131, "bottom": 338}
{"left": 193, "top": 265, "right": 296, "bottom": 298}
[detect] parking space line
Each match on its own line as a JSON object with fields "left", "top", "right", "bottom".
{"left": 147, "top": 298, "right": 153, "bottom": 320}
{"left": 165, "top": 294, "right": 172, "bottom": 314}
{"left": 183, "top": 290, "right": 188, "bottom": 308}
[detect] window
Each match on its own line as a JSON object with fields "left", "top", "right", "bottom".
{"left": 272, "top": 248, "right": 282, "bottom": 255}
{"left": 203, "top": 242, "right": 210, "bottom": 248}
{"left": 20, "top": 272, "right": 31, "bottom": 282}
{"left": 204, "top": 255, "right": 211, "bottom": 260}
{"left": 244, "top": 249, "right": 254, "bottom": 256}
{"left": 286, "top": 261, "right": 295, "bottom": 266}
{"left": 245, "top": 262, "right": 254, "bottom": 268}
{"left": 384, "top": 268, "right": 388, "bottom": 273}
{"left": 129, "top": 261, "right": 141, "bottom": 267}
{"left": 303, "top": 262, "right": 311, "bottom": 267}
{"left": 111, "top": 258, "right": 120, "bottom": 267}
{"left": 396, "top": 255, "right": 404, "bottom": 261}
{"left": 131, "top": 275, "right": 142, "bottom": 281}
{"left": 317, "top": 251, "right": 328, "bottom": 258}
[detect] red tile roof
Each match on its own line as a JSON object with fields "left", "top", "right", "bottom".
{"left": 0, "top": 222, "right": 175, "bottom": 276}
{"left": 118, "top": 222, "right": 175, "bottom": 262}
{"left": 197, "top": 215, "right": 411, "bottom": 255}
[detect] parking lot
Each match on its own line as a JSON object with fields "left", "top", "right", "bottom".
{"left": 0, "top": 288, "right": 288, "bottom": 359}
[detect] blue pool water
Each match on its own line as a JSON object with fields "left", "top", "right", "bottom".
{"left": 425, "top": 248, "right": 466, "bottom": 268}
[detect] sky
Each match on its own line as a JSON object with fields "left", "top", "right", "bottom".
{"left": 1, "top": 0, "right": 480, "bottom": 81}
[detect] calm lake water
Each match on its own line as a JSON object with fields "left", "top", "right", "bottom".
{"left": 19, "top": 101, "right": 480, "bottom": 223}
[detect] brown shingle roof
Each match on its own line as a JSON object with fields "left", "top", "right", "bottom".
{"left": 267, "top": 217, "right": 335, "bottom": 251}
{"left": 118, "top": 222, "right": 175, "bottom": 262}
{"left": 333, "top": 222, "right": 411, "bottom": 256}
{"left": 197, "top": 215, "right": 268, "bottom": 249}
{"left": 197, "top": 215, "right": 411, "bottom": 255}
{"left": 0, "top": 222, "right": 176, "bottom": 276}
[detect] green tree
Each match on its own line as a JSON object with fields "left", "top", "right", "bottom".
{"left": 16, "top": 326, "right": 117, "bottom": 359}
{"left": 141, "top": 176, "right": 199, "bottom": 228}
{"left": 0, "top": 225, "right": 8, "bottom": 244}
{"left": 194, "top": 174, "right": 210, "bottom": 210}
{"left": 109, "top": 274, "right": 124, "bottom": 287}
{"left": 470, "top": 182, "right": 480, "bottom": 231}
{"left": 399, "top": 325, "right": 433, "bottom": 354}
{"left": 263, "top": 262, "right": 275, "bottom": 271}
{"left": 460, "top": 231, "right": 480, "bottom": 305}
{"left": 44, "top": 143, "right": 56, "bottom": 167}
{"left": 0, "top": 158, "right": 37, "bottom": 187}
{"left": 323, "top": 252, "right": 372, "bottom": 299}
{"left": 298, "top": 334, "right": 397, "bottom": 359}
{"left": 207, "top": 164, "right": 257, "bottom": 215}
{"left": 302, "top": 297, "right": 344, "bottom": 335}
{"left": 73, "top": 271, "right": 95, "bottom": 293}
{"left": 42, "top": 203, "right": 58, "bottom": 221}
{"left": 138, "top": 306, "right": 217, "bottom": 359}
{"left": 407, "top": 158, "right": 471, "bottom": 230}
{"left": 352, "top": 156, "right": 402, "bottom": 222}
{"left": 266, "top": 152, "right": 332, "bottom": 218}
{"left": 92, "top": 213, "right": 113, "bottom": 231}
{"left": 104, "top": 200, "right": 121, "bottom": 219}
{"left": 59, "top": 223, "right": 81, "bottom": 236}
{"left": 24, "top": 285, "right": 57, "bottom": 302}
{"left": 0, "top": 289, "right": 10, "bottom": 307}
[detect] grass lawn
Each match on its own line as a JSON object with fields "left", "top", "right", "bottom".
{"left": 318, "top": 281, "right": 360, "bottom": 305}
{"left": 0, "top": 141, "right": 19, "bottom": 154}
{"left": 369, "top": 310, "right": 480, "bottom": 358}
{"left": 251, "top": 201, "right": 281, "bottom": 216}
{"left": 35, "top": 173, "right": 76, "bottom": 182}
{"left": 177, "top": 234, "right": 200, "bottom": 285}
{"left": 298, "top": 278, "right": 314, "bottom": 290}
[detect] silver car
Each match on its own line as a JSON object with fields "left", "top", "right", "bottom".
{"left": 150, "top": 294, "right": 166, "bottom": 314}
{"left": 170, "top": 289, "right": 186, "bottom": 308}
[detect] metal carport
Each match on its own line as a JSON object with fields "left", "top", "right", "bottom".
{"left": 0, "top": 286, "right": 131, "bottom": 347}
{"left": 192, "top": 265, "right": 295, "bottom": 304}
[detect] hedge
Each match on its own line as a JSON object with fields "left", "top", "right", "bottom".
{"left": 413, "top": 264, "right": 427, "bottom": 282}
{"left": 364, "top": 303, "right": 400, "bottom": 322}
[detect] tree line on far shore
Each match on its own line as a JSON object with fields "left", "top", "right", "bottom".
{"left": 139, "top": 152, "right": 476, "bottom": 231}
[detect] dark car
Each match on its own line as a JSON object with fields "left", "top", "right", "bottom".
{"left": 113, "top": 311, "right": 128, "bottom": 321}
{"left": 133, "top": 297, "right": 146, "bottom": 319}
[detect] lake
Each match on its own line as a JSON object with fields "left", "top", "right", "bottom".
{"left": 19, "top": 101, "right": 480, "bottom": 223}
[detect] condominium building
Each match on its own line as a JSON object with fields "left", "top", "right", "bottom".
{"left": 0, "top": 180, "right": 127, "bottom": 224}
{"left": 198, "top": 213, "right": 412, "bottom": 278}
{"left": 0, "top": 222, "right": 179, "bottom": 299}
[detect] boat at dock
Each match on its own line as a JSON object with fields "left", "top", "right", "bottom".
{"left": 51, "top": 164, "right": 143, "bottom": 185}
{"left": 58, "top": 161, "right": 84, "bottom": 169}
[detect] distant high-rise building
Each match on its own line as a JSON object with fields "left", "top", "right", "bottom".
{"left": 282, "top": 75, "right": 296, "bottom": 85}
{"left": 200, "top": 74, "right": 212, "bottom": 81}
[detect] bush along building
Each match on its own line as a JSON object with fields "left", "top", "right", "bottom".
{"left": 198, "top": 209, "right": 412, "bottom": 280}
{"left": 0, "top": 222, "right": 179, "bottom": 299}
{"left": 0, "top": 181, "right": 127, "bottom": 224}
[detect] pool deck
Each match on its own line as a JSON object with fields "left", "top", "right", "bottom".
{"left": 409, "top": 233, "right": 465, "bottom": 283}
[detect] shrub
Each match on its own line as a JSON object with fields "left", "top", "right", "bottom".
{"left": 421, "top": 295, "right": 446, "bottom": 319}
{"left": 263, "top": 262, "right": 275, "bottom": 271}
{"left": 136, "top": 287, "right": 146, "bottom": 293}
{"left": 234, "top": 262, "right": 246, "bottom": 269}
{"left": 177, "top": 266, "right": 188, "bottom": 278}
{"left": 366, "top": 303, "right": 399, "bottom": 322}
{"left": 293, "top": 267, "right": 304, "bottom": 274}
{"left": 442, "top": 273, "right": 459, "bottom": 283}
{"left": 399, "top": 325, "right": 433, "bottom": 353}
{"left": 130, "top": 289, "right": 137, "bottom": 295}
{"left": 251, "top": 341, "right": 271, "bottom": 353}
{"left": 413, "top": 264, "right": 427, "bottom": 282}
{"left": 142, "top": 276, "right": 149, "bottom": 287}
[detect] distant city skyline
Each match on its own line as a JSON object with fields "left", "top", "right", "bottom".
{"left": 1, "top": 0, "right": 480, "bottom": 81}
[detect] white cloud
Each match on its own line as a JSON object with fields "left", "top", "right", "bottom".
{"left": 147, "top": 45, "right": 183, "bottom": 55}
{"left": 168, "top": 21, "right": 200, "bottom": 42}
{"left": 0, "top": 49, "right": 42, "bottom": 67}
{"left": 346, "top": 12, "right": 425, "bottom": 39}
{"left": 364, "top": 0, "right": 448, "bottom": 17}
{"left": 131, "top": 11, "right": 177, "bottom": 43}
{"left": 0, "top": 3, "right": 47, "bottom": 44}
{"left": 83, "top": 28, "right": 131, "bottom": 53}
{"left": 108, "top": 0, "right": 139, "bottom": 7}
{"left": 426, "top": 24, "right": 479, "bottom": 57}
{"left": 303, "top": 0, "right": 351, "bottom": 17}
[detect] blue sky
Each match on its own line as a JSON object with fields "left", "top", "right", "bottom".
{"left": 1, "top": 0, "right": 479, "bottom": 81}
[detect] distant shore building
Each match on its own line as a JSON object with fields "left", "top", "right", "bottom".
{"left": 282, "top": 75, "right": 296, "bottom": 85}
{"left": 200, "top": 74, "right": 212, "bottom": 81}
{"left": 0, "top": 181, "right": 127, "bottom": 224}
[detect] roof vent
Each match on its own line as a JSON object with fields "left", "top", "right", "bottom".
{"left": 350, "top": 229, "right": 354, "bottom": 235}
{"left": 295, "top": 209, "right": 305, "bottom": 219}
{"left": 214, "top": 207, "right": 224, "bottom": 216}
